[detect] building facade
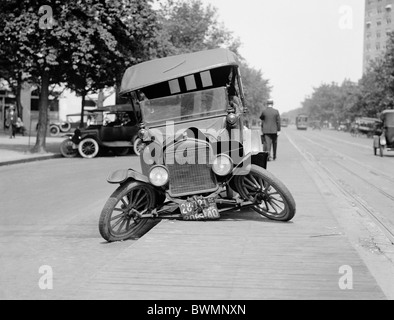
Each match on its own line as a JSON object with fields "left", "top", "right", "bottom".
{"left": 363, "top": 0, "right": 394, "bottom": 72}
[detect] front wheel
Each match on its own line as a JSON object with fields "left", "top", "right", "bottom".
{"left": 99, "top": 181, "right": 157, "bottom": 242}
{"left": 60, "top": 139, "right": 78, "bottom": 158}
{"left": 234, "top": 165, "right": 296, "bottom": 221}
{"left": 78, "top": 138, "right": 99, "bottom": 159}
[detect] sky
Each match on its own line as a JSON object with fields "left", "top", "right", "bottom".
{"left": 201, "top": 0, "right": 366, "bottom": 113}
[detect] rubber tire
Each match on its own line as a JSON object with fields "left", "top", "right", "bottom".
{"left": 60, "top": 139, "right": 78, "bottom": 158}
{"left": 99, "top": 181, "right": 157, "bottom": 242}
{"left": 60, "top": 121, "right": 71, "bottom": 133}
{"left": 133, "top": 137, "right": 144, "bottom": 156}
{"left": 78, "top": 138, "right": 99, "bottom": 159}
{"left": 49, "top": 125, "right": 60, "bottom": 136}
{"left": 234, "top": 165, "right": 296, "bottom": 222}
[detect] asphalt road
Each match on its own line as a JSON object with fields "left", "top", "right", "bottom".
{"left": 0, "top": 127, "right": 393, "bottom": 299}
{"left": 0, "top": 154, "right": 142, "bottom": 299}
{"left": 283, "top": 127, "right": 394, "bottom": 238}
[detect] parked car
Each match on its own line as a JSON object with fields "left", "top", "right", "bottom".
{"left": 309, "top": 120, "right": 321, "bottom": 130}
{"left": 351, "top": 117, "right": 381, "bottom": 138}
{"left": 281, "top": 117, "right": 289, "bottom": 128}
{"left": 59, "top": 104, "right": 142, "bottom": 158}
{"left": 49, "top": 112, "right": 91, "bottom": 136}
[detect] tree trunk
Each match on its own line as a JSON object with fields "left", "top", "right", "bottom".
{"left": 97, "top": 89, "right": 104, "bottom": 108}
{"left": 80, "top": 93, "right": 86, "bottom": 129}
{"left": 16, "top": 72, "right": 23, "bottom": 119}
{"left": 31, "top": 71, "right": 50, "bottom": 154}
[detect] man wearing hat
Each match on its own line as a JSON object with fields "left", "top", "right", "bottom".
{"left": 260, "top": 99, "right": 281, "bottom": 161}
{"left": 6, "top": 105, "right": 18, "bottom": 139}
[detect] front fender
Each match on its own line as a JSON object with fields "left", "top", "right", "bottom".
{"left": 107, "top": 169, "right": 150, "bottom": 185}
{"left": 232, "top": 151, "right": 269, "bottom": 176}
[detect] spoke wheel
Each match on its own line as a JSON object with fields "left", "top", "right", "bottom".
{"left": 99, "top": 182, "right": 157, "bottom": 242}
{"left": 234, "top": 165, "right": 296, "bottom": 221}
{"left": 49, "top": 125, "right": 60, "bottom": 136}
{"left": 78, "top": 138, "right": 99, "bottom": 159}
{"left": 133, "top": 137, "right": 144, "bottom": 156}
{"left": 60, "top": 139, "right": 78, "bottom": 158}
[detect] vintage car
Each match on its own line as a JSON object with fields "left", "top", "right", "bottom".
{"left": 351, "top": 117, "right": 381, "bottom": 138}
{"left": 98, "top": 48, "right": 296, "bottom": 242}
{"left": 59, "top": 104, "right": 142, "bottom": 158}
{"left": 309, "top": 120, "right": 321, "bottom": 130}
{"left": 49, "top": 111, "right": 98, "bottom": 136}
{"left": 373, "top": 110, "right": 394, "bottom": 157}
{"left": 281, "top": 117, "right": 289, "bottom": 128}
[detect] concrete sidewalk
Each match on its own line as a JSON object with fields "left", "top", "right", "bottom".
{"left": 0, "top": 133, "right": 65, "bottom": 166}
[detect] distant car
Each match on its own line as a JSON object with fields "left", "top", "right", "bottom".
{"left": 49, "top": 112, "right": 92, "bottom": 136}
{"left": 281, "top": 117, "right": 289, "bottom": 128}
{"left": 351, "top": 117, "right": 381, "bottom": 138}
{"left": 59, "top": 104, "right": 142, "bottom": 158}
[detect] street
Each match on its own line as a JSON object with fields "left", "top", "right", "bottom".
{"left": 0, "top": 127, "right": 393, "bottom": 300}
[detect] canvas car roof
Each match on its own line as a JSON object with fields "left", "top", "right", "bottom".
{"left": 119, "top": 48, "right": 239, "bottom": 95}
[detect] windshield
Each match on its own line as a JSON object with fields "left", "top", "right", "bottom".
{"left": 140, "top": 87, "right": 228, "bottom": 126}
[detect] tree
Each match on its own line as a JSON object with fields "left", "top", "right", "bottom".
{"left": 155, "top": 0, "right": 271, "bottom": 117}
{"left": 155, "top": 0, "right": 241, "bottom": 56}
{"left": 0, "top": 0, "right": 159, "bottom": 152}
{"left": 59, "top": 0, "right": 159, "bottom": 127}
{"left": 239, "top": 61, "right": 271, "bottom": 119}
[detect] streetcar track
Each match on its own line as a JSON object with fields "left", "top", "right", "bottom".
{"left": 332, "top": 159, "right": 394, "bottom": 202}
{"left": 310, "top": 131, "right": 371, "bottom": 150}
{"left": 296, "top": 133, "right": 394, "bottom": 185}
{"left": 286, "top": 132, "right": 394, "bottom": 245}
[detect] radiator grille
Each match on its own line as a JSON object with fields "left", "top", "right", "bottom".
{"left": 165, "top": 141, "right": 218, "bottom": 197}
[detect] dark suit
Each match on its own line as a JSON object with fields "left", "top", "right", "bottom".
{"left": 260, "top": 107, "right": 281, "bottom": 159}
{"left": 6, "top": 109, "right": 18, "bottom": 138}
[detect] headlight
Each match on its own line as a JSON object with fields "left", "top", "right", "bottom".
{"left": 138, "top": 129, "right": 151, "bottom": 142}
{"left": 226, "top": 113, "right": 238, "bottom": 126}
{"left": 149, "top": 166, "right": 169, "bottom": 187}
{"left": 212, "top": 154, "right": 233, "bottom": 176}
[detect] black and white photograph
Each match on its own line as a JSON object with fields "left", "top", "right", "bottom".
{"left": 0, "top": 0, "right": 393, "bottom": 304}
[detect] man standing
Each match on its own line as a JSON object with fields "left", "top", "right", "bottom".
{"left": 6, "top": 106, "right": 18, "bottom": 139}
{"left": 260, "top": 99, "right": 281, "bottom": 161}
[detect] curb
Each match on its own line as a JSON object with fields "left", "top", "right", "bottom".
{"left": 0, "top": 154, "right": 63, "bottom": 167}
